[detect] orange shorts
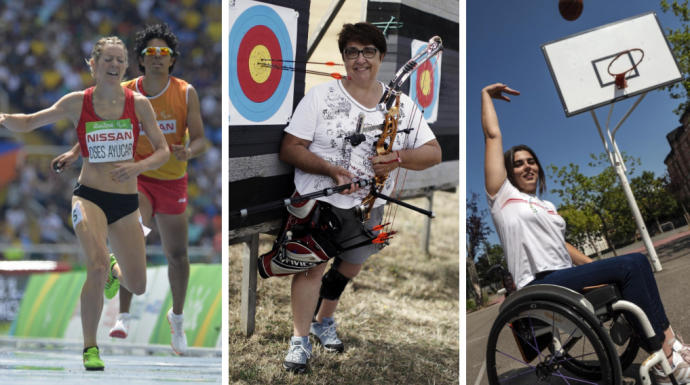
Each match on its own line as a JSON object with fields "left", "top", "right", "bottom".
{"left": 137, "top": 174, "right": 188, "bottom": 215}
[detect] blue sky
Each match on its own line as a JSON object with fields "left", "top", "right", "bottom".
{"left": 466, "top": 0, "right": 686, "bottom": 245}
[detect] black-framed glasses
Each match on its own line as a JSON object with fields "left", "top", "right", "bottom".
{"left": 343, "top": 46, "right": 378, "bottom": 60}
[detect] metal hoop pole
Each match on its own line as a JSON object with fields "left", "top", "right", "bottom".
{"left": 611, "top": 92, "right": 646, "bottom": 138}
{"left": 591, "top": 110, "right": 616, "bottom": 167}
{"left": 589, "top": 97, "right": 662, "bottom": 272}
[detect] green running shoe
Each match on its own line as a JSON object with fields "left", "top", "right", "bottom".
{"left": 104, "top": 253, "right": 119, "bottom": 300}
{"left": 83, "top": 346, "right": 104, "bottom": 371}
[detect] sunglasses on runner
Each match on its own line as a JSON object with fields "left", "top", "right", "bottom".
{"left": 343, "top": 46, "right": 378, "bottom": 60}
{"left": 140, "top": 46, "right": 174, "bottom": 56}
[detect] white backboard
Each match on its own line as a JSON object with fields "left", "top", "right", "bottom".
{"left": 542, "top": 12, "right": 682, "bottom": 117}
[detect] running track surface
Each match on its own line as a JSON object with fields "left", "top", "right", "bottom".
{"left": 0, "top": 339, "right": 221, "bottom": 384}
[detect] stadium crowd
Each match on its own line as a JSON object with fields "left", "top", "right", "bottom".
{"left": 0, "top": 1, "right": 222, "bottom": 262}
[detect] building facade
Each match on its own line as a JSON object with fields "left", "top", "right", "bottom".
{"left": 665, "top": 110, "right": 690, "bottom": 203}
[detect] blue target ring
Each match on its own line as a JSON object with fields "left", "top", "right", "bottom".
{"left": 409, "top": 45, "right": 440, "bottom": 121}
{"left": 229, "top": 5, "right": 294, "bottom": 122}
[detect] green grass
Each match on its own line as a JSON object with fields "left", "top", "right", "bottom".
{"left": 230, "top": 190, "right": 459, "bottom": 384}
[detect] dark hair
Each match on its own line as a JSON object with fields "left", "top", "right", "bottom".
{"left": 337, "top": 22, "right": 386, "bottom": 56}
{"left": 504, "top": 144, "right": 546, "bottom": 195}
{"left": 134, "top": 24, "right": 179, "bottom": 73}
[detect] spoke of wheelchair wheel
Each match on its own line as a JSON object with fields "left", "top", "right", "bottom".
{"left": 553, "top": 370, "right": 599, "bottom": 385}
{"left": 548, "top": 321, "right": 583, "bottom": 366}
{"left": 565, "top": 350, "right": 598, "bottom": 362}
{"left": 492, "top": 355, "right": 538, "bottom": 384}
{"left": 563, "top": 325, "right": 599, "bottom": 364}
{"left": 498, "top": 366, "right": 539, "bottom": 384}
{"left": 508, "top": 320, "right": 545, "bottom": 361}
{"left": 528, "top": 315, "right": 547, "bottom": 361}
{"left": 547, "top": 311, "right": 559, "bottom": 365}
{"left": 495, "top": 347, "right": 534, "bottom": 368}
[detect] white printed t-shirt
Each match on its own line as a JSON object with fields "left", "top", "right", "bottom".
{"left": 285, "top": 79, "right": 436, "bottom": 209}
{"left": 488, "top": 179, "right": 573, "bottom": 289}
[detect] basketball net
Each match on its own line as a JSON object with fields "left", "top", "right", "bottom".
{"left": 607, "top": 48, "right": 644, "bottom": 89}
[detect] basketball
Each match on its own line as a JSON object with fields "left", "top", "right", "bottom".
{"left": 559, "top": 0, "right": 583, "bottom": 21}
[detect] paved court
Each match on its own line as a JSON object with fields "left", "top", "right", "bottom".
{"left": 467, "top": 229, "right": 690, "bottom": 385}
{"left": 0, "top": 337, "right": 221, "bottom": 384}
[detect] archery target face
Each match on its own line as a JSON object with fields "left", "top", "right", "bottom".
{"left": 409, "top": 39, "right": 442, "bottom": 123}
{"left": 229, "top": 1, "right": 297, "bottom": 125}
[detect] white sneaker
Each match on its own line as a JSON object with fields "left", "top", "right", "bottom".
{"left": 653, "top": 351, "right": 690, "bottom": 385}
{"left": 167, "top": 308, "right": 188, "bottom": 355}
{"left": 673, "top": 335, "right": 690, "bottom": 363}
{"left": 283, "top": 336, "right": 312, "bottom": 373}
{"left": 109, "top": 313, "right": 131, "bottom": 339}
{"left": 310, "top": 317, "right": 344, "bottom": 353}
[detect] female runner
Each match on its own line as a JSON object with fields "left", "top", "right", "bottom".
{"left": 0, "top": 36, "right": 169, "bottom": 370}
{"left": 53, "top": 24, "right": 207, "bottom": 356}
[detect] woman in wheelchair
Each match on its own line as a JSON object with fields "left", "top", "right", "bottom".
{"left": 482, "top": 82, "right": 690, "bottom": 384}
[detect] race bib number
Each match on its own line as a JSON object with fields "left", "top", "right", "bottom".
{"left": 85, "top": 119, "right": 134, "bottom": 163}
{"left": 71, "top": 201, "right": 84, "bottom": 228}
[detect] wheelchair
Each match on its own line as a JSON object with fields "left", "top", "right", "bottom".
{"left": 485, "top": 278, "right": 677, "bottom": 384}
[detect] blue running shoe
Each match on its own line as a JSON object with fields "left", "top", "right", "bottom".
{"left": 310, "top": 317, "right": 344, "bottom": 353}
{"left": 283, "top": 336, "right": 312, "bottom": 373}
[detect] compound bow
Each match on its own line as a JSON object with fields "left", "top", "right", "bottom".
{"left": 357, "top": 35, "right": 443, "bottom": 244}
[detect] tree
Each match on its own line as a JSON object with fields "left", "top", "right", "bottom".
{"left": 475, "top": 242, "right": 506, "bottom": 287}
{"left": 660, "top": 0, "right": 690, "bottom": 114}
{"left": 548, "top": 161, "right": 618, "bottom": 254}
{"left": 558, "top": 204, "right": 604, "bottom": 257}
{"left": 466, "top": 192, "right": 491, "bottom": 306}
{"left": 631, "top": 171, "right": 680, "bottom": 233}
{"left": 548, "top": 153, "right": 641, "bottom": 254}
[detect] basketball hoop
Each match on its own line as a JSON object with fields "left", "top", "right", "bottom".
{"left": 607, "top": 48, "right": 644, "bottom": 89}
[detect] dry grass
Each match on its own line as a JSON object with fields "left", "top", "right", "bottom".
{"left": 229, "top": 190, "right": 459, "bottom": 384}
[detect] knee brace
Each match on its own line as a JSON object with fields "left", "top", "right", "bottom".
{"left": 319, "top": 264, "right": 350, "bottom": 301}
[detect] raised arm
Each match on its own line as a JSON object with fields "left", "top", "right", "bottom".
{"left": 0, "top": 92, "right": 81, "bottom": 132}
{"left": 482, "top": 83, "right": 520, "bottom": 196}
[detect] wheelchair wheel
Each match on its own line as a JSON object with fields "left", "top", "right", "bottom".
{"left": 486, "top": 300, "right": 622, "bottom": 384}
{"left": 558, "top": 311, "right": 640, "bottom": 378}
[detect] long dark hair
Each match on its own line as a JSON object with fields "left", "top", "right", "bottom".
{"left": 504, "top": 144, "right": 546, "bottom": 195}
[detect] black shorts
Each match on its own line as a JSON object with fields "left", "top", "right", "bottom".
{"left": 313, "top": 202, "right": 383, "bottom": 264}
{"left": 73, "top": 183, "right": 139, "bottom": 224}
